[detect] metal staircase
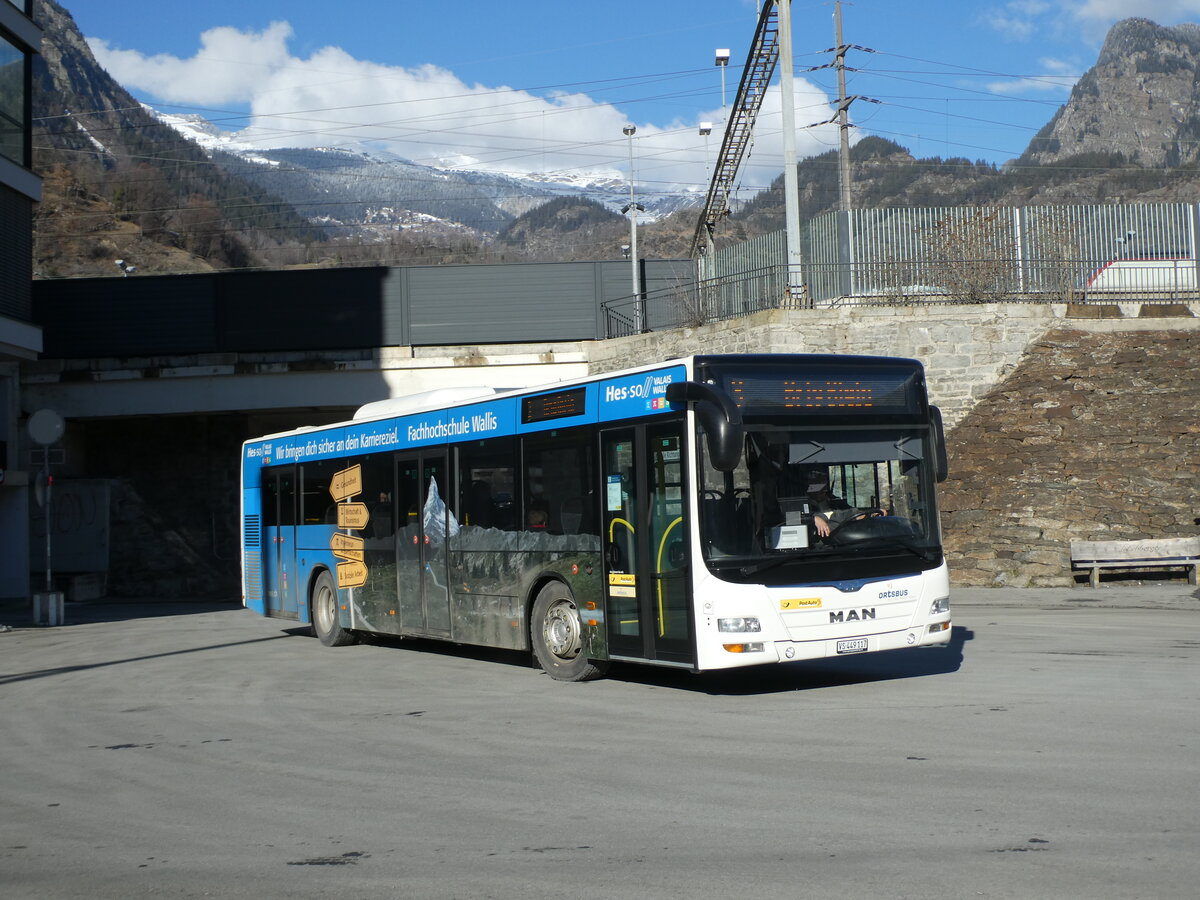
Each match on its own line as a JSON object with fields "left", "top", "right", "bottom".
{"left": 690, "top": 1, "right": 782, "bottom": 260}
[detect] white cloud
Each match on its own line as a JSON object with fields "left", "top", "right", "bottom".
{"left": 1041, "top": 57, "right": 1079, "bottom": 74}
{"left": 980, "top": 1, "right": 1054, "bottom": 40}
{"left": 987, "top": 56, "right": 1080, "bottom": 93}
{"left": 87, "top": 22, "right": 839, "bottom": 191}
{"left": 984, "top": 13, "right": 1037, "bottom": 40}
{"left": 88, "top": 22, "right": 296, "bottom": 106}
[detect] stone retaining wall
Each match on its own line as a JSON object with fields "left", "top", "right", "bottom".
{"left": 939, "top": 325, "right": 1200, "bottom": 586}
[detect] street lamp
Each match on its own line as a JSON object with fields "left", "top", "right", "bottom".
{"left": 699, "top": 121, "right": 713, "bottom": 173}
{"left": 715, "top": 49, "right": 730, "bottom": 120}
{"left": 622, "top": 124, "right": 645, "bottom": 331}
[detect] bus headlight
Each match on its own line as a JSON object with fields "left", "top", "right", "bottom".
{"left": 930, "top": 596, "right": 950, "bottom": 615}
{"left": 718, "top": 617, "right": 761, "bottom": 633}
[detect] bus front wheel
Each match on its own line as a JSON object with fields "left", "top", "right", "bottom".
{"left": 531, "top": 582, "right": 605, "bottom": 682}
{"left": 312, "top": 570, "right": 356, "bottom": 647}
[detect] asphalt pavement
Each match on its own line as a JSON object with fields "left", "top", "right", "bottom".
{"left": 2, "top": 579, "right": 1198, "bottom": 899}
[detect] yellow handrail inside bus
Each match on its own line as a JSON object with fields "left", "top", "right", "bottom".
{"left": 608, "top": 517, "right": 639, "bottom": 630}
{"left": 655, "top": 516, "right": 683, "bottom": 637}
{"left": 608, "top": 517, "right": 634, "bottom": 541}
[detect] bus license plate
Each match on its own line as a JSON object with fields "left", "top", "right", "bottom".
{"left": 837, "top": 638, "right": 868, "bottom": 654}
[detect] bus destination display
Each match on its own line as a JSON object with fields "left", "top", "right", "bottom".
{"left": 728, "top": 376, "right": 911, "bottom": 412}
{"left": 521, "top": 387, "right": 587, "bottom": 424}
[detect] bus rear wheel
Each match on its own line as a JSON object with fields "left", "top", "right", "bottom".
{"left": 531, "top": 582, "right": 605, "bottom": 682}
{"left": 312, "top": 570, "right": 356, "bottom": 647}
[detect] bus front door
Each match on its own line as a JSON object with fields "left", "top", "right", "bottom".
{"left": 396, "top": 453, "right": 451, "bottom": 636}
{"left": 263, "top": 466, "right": 300, "bottom": 618}
{"left": 601, "top": 424, "right": 693, "bottom": 666}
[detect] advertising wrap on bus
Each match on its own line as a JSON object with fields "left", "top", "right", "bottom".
{"left": 247, "top": 399, "right": 517, "bottom": 465}
{"left": 240, "top": 354, "right": 951, "bottom": 683}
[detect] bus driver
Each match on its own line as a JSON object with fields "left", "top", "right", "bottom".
{"left": 802, "top": 466, "right": 881, "bottom": 538}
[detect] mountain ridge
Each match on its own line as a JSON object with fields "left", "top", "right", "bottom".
{"left": 1022, "top": 18, "right": 1200, "bottom": 168}
{"left": 30, "top": 3, "right": 1200, "bottom": 277}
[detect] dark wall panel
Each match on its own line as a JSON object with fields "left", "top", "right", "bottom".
{"left": 215, "top": 267, "right": 387, "bottom": 352}
{"left": 35, "top": 274, "right": 217, "bottom": 357}
{"left": 406, "top": 262, "right": 601, "bottom": 344}
{"left": 34, "top": 259, "right": 694, "bottom": 357}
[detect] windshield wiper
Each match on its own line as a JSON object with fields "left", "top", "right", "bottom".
{"left": 737, "top": 552, "right": 811, "bottom": 576}
{"left": 734, "top": 539, "right": 937, "bottom": 577}
{"left": 866, "top": 538, "right": 939, "bottom": 562}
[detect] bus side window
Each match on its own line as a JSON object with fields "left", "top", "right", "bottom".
{"left": 522, "top": 429, "right": 596, "bottom": 536}
{"left": 357, "top": 455, "right": 395, "bottom": 539}
{"left": 301, "top": 459, "right": 337, "bottom": 525}
{"left": 456, "top": 437, "right": 517, "bottom": 532}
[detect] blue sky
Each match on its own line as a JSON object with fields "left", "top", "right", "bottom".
{"left": 57, "top": 0, "right": 1200, "bottom": 195}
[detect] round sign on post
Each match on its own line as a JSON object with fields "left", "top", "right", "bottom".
{"left": 28, "top": 409, "right": 65, "bottom": 446}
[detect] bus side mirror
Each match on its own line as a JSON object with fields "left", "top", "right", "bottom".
{"left": 666, "top": 381, "right": 743, "bottom": 472}
{"left": 930, "top": 406, "right": 948, "bottom": 483}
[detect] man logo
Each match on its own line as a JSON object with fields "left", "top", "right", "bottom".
{"left": 829, "top": 608, "right": 876, "bottom": 623}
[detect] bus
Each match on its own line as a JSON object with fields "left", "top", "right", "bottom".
{"left": 240, "top": 353, "right": 952, "bottom": 681}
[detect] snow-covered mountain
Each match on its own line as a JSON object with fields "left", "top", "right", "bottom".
{"left": 149, "top": 107, "right": 701, "bottom": 237}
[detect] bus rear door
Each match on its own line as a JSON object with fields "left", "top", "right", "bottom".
{"left": 263, "top": 466, "right": 300, "bottom": 617}
{"left": 601, "top": 423, "right": 693, "bottom": 666}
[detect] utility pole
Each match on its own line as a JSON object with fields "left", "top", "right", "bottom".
{"left": 806, "top": 3, "right": 877, "bottom": 210}
{"left": 778, "top": 0, "right": 804, "bottom": 300}
{"left": 835, "top": 1, "right": 853, "bottom": 211}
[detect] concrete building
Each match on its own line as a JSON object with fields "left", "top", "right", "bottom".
{"left": 0, "top": 0, "right": 42, "bottom": 600}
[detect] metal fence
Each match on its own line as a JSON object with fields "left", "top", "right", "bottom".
{"left": 726, "top": 202, "right": 1200, "bottom": 305}
{"left": 603, "top": 202, "right": 1200, "bottom": 338}
{"left": 803, "top": 257, "right": 1199, "bottom": 306}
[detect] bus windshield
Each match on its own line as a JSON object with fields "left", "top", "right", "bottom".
{"left": 698, "top": 425, "right": 942, "bottom": 584}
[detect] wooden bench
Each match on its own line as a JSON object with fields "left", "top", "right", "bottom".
{"left": 1070, "top": 537, "right": 1200, "bottom": 588}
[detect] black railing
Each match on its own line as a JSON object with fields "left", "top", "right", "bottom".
{"left": 602, "top": 267, "right": 806, "bottom": 338}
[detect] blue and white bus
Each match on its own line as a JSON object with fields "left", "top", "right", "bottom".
{"left": 240, "top": 354, "right": 952, "bottom": 681}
